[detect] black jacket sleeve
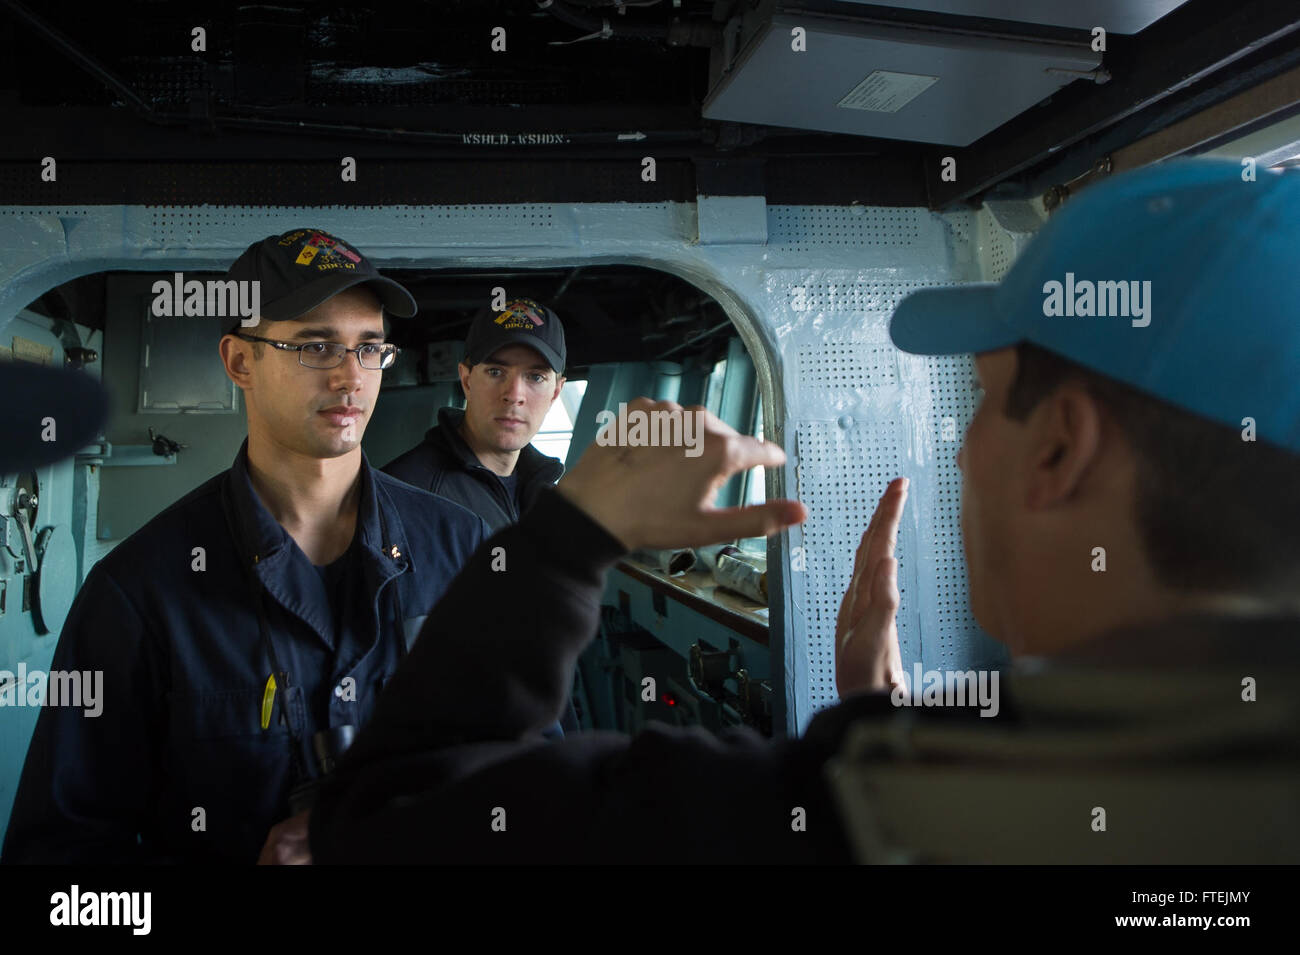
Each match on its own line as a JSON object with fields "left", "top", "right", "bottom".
{"left": 334, "top": 488, "right": 627, "bottom": 768}
{"left": 311, "top": 490, "right": 855, "bottom": 863}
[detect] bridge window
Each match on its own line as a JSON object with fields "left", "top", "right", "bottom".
{"left": 532, "top": 379, "right": 588, "bottom": 465}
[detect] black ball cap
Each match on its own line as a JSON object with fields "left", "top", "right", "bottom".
{"left": 0, "top": 362, "right": 109, "bottom": 472}
{"left": 465, "top": 298, "right": 567, "bottom": 373}
{"left": 225, "top": 228, "right": 417, "bottom": 324}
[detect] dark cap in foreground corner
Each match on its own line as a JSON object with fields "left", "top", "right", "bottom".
{"left": 0, "top": 361, "right": 109, "bottom": 472}
{"left": 465, "top": 298, "right": 567, "bottom": 373}
{"left": 225, "top": 228, "right": 417, "bottom": 327}
{"left": 891, "top": 158, "right": 1300, "bottom": 455}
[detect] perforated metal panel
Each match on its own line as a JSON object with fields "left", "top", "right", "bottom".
{"left": 388, "top": 206, "right": 556, "bottom": 227}
{"left": 769, "top": 206, "right": 926, "bottom": 249}
{"left": 796, "top": 418, "right": 909, "bottom": 708}
{"left": 768, "top": 202, "right": 1035, "bottom": 725}
{"left": 144, "top": 205, "right": 559, "bottom": 249}
{"left": 925, "top": 355, "right": 981, "bottom": 669}
{"left": 774, "top": 271, "right": 972, "bottom": 717}
{"left": 983, "top": 212, "right": 1018, "bottom": 281}
{"left": 798, "top": 342, "right": 898, "bottom": 388}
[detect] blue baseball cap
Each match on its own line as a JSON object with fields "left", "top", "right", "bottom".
{"left": 890, "top": 159, "right": 1300, "bottom": 454}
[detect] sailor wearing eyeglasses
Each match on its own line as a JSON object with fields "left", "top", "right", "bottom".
{"left": 3, "top": 230, "right": 490, "bottom": 866}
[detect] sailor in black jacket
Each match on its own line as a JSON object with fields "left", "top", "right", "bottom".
{"left": 384, "top": 298, "right": 577, "bottom": 735}
{"left": 385, "top": 406, "right": 563, "bottom": 532}
{"left": 2, "top": 230, "right": 489, "bottom": 864}
{"left": 4, "top": 443, "right": 486, "bottom": 864}
{"left": 383, "top": 298, "right": 568, "bottom": 533}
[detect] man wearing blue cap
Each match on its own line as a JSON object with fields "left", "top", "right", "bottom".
{"left": 306, "top": 160, "right": 1299, "bottom": 863}
{"left": 3, "top": 229, "right": 490, "bottom": 865}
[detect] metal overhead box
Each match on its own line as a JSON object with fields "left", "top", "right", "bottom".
{"left": 704, "top": 4, "right": 1102, "bottom": 147}
{"left": 837, "top": 1, "right": 1192, "bottom": 35}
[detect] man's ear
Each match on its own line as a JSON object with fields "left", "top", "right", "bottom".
{"left": 220, "top": 334, "right": 255, "bottom": 391}
{"left": 1024, "top": 381, "right": 1103, "bottom": 509}
{"left": 457, "top": 361, "right": 473, "bottom": 396}
{"left": 550, "top": 375, "right": 566, "bottom": 404}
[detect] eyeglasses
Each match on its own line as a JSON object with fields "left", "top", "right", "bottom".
{"left": 236, "top": 334, "right": 399, "bottom": 369}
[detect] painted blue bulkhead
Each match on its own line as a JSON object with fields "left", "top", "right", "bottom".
{"left": 0, "top": 195, "right": 1039, "bottom": 839}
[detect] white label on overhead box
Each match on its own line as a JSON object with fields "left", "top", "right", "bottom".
{"left": 837, "top": 70, "right": 939, "bottom": 113}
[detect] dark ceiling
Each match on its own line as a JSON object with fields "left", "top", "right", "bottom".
{"left": 3, "top": 0, "right": 1298, "bottom": 206}
{"left": 7, "top": 0, "right": 1300, "bottom": 372}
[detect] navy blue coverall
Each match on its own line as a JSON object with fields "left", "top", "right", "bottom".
{"left": 1, "top": 442, "right": 487, "bottom": 863}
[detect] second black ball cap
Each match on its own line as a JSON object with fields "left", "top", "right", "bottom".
{"left": 225, "top": 228, "right": 417, "bottom": 322}
{"left": 465, "top": 298, "right": 567, "bottom": 373}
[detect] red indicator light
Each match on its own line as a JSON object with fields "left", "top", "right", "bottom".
{"left": 664, "top": 693, "right": 677, "bottom": 706}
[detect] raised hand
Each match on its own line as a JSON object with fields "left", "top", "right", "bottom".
{"left": 557, "top": 398, "right": 807, "bottom": 551}
{"left": 835, "top": 477, "right": 908, "bottom": 698}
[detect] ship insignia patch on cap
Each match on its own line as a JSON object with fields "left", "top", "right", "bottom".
{"left": 288, "top": 230, "right": 362, "bottom": 271}
{"left": 495, "top": 299, "right": 545, "bottom": 329}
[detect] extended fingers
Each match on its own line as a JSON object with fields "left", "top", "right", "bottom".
{"left": 690, "top": 499, "right": 807, "bottom": 548}
{"left": 715, "top": 430, "right": 787, "bottom": 475}
{"left": 665, "top": 402, "right": 789, "bottom": 486}
{"left": 843, "top": 477, "right": 907, "bottom": 626}
{"left": 859, "top": 477, "right": 907, "bottom": 573}
{"left": 865, "top": 478, "right": 908, "bottom": 573}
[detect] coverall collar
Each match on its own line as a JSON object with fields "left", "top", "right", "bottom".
{"left": 431, "top": 406, "right": 563, "bottom": 484}
{"left": 225, "top": 439, "right": 412, "bottom": 648}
